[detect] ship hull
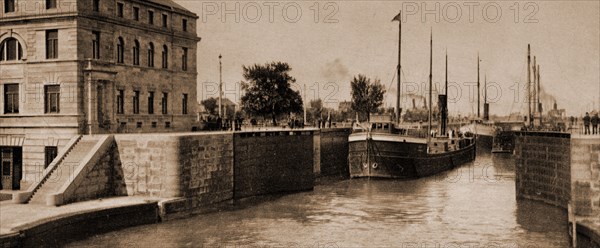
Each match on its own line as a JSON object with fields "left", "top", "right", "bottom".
{"left": 492, "top": 130, "right": 516, "bottom": 153}
{"left": 348, "top": 134, "right": 476, "bottom": 179}
{"left": 460, "top": 123, "right": 494, "bottom": 151}
{"left": 476, "top": 134, "right": 493, "bottom": 151}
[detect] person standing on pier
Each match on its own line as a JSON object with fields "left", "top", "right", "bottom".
{"left": 592, "top": 113, "right": 599, "bottom": 134}
{"left": 583, "top": 112, "right": 591, "bottom": 134}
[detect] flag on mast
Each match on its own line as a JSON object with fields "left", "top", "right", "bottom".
{"left": 391, "top": 11, "right": 401, "bottom": 22}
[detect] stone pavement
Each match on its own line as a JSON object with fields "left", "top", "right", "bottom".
{"left": 0, "top": 196, "right": 161, "bottom": 236}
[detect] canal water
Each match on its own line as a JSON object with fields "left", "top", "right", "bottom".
{"left": 67, "top": 152, "right": 570, "bottom": 248}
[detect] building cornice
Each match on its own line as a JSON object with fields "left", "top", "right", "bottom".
{"left": 1, "top": 13, "right": 200, "bottom": 43}
{"left": 0, "top": 12, "right": 78, "bottom": 24}
{"left": 78, "top": 14, "right": 201, "bottom": 42}
{"left": 129, "top": 0, "right": 199, "bottom": 19}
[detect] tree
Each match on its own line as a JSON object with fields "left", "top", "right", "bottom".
{"left": 241, "top": 62, "right": 303, "bottom": 125}
{"left": 350, "top": 74, "right": 386, "bottom": 122}
{"left": 308, "top": 99, "right": 323, "bottom": 124}
{"left": 201, "top": 97, "right": 218, "bottom": 116}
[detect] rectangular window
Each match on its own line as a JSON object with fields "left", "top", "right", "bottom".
{"left": 44, "top": 146, "right": 58, "bottom": 168}
{"left": 117, "top": 2, "right": 123, "bottom": 17}
{"left": 46, "top": 0, "right": 57, "bottom": 9}
{"left": 93, "top": 0, "right": 99, "bottom": 12}
{"left": 148, "top": 91, "right": 154, "bottom": 114}
{"left": 182, "top": 19, "right": 187, "bottom": 31}
{"left": 44, "top": 85, "right": 60, "bottom": 113}
{"left": 133, "top": 90, "right": 140, "bottom": 114}
{"left": 2, "top": 161, "right": 10, "bottom": 176}
{"left": 4, "top": 84, "right": 19, "bottom": 114}
{"left": 136, "top": 122, "right": 142, "bottom": 128}
{"left": 165, "top": 122, "right": 171, "bottom": 128}
{"left": 161, "top": 92, "right": 168, "bottom": 114}
{"left": 117, "top": 90, "right": 124, "bottom": 114}
{"left": 151, "top": 122, "right": 157, "bottom": 128}
{"left": 161, "top": 47, "right": 168, "bottom": 69}
{"left": 92, "top": 31, "right": 100, "bottom": 59}
{"left": 182, "top": 47, "right": 188, "bottom": 71}
{"left": 133, "top": 7, "right": 139, "bottom": 21}
{"left": 46, "top": 30, "right": 58, "bottom": 59}
{"left": 182, "top": 94, "right": 188, "bottom": 114}
{"left": 133, "top": 43, "right": 140, "bottom": 65}
{"left": 147, "top": 44, "right": 154, "bottom": 67}
{"left": 148, "top": 10, "right": 154, "bottom": 25}
{"left": 117, "top": 39, "right": 124, "bottom": 63}
{"left": 162, "top": 14, "right": 168, "bottom": 28}
{"left": 4, "top": 0, "right": 15, "bottom": 13}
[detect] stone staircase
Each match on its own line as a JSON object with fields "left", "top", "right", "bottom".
{"left": 28, "top": 136, "right": 101, "bottom": 205}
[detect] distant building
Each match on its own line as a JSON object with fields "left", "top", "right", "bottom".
{"left": 0, "top": 0, "right": 200, "bottom": 189}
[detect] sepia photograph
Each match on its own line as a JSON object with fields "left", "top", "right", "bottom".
{"left": 0, "top": 0, "right": 599, "bottom": 247}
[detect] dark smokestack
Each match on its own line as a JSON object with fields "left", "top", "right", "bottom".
{"left": 439, "top": 95, "right": 447, "bottom": 135}
{"left": 484, "top": 103, "right": 489, "bottom": 121}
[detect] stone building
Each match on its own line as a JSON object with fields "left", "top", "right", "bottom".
{"left": 0, "top": 0, "right": 200, "bottom": 190}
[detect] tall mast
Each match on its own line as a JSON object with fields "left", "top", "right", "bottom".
{"left": 477, "top": 53, "right": 480, "bottom": 118}
{"left": 393, "top": 10, "right": 402, "bottom": 124}
{"left": 484, "top": 74, "right": 487, "bottom": 104}
{"left": 527, "top": 44, "right": 531, "bottom": 128}
{"left": 218, "top": 54, "right": 223, "bottom": 118}
{"left": 483, "top": 74, "right": 489, "bottom": 121}
{"left": 428, "top": 30, "right": 433, "bottom": 144}
{"left": 445, "top": 50, "right": 448, "bottom": 96}
{"left": 537, "top": 64, "right": 541, "bottom": 122}
{"left": 531, "top": 56, "right": 538, "bottom": 126}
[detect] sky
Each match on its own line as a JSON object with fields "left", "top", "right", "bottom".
{"left": 176, "top": 0, "right": 600, "bottom": 117}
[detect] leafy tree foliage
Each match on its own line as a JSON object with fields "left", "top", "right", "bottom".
{"left": 350, "top": 74, "right": 386, "bottom": 122}
{"left": 201, "top": 97, "right": 218, "bottom": 116}
{"left": 307, "top": 99, "right": 323, "bottom": 124}
{"left": 241, "top": 62, "right": 303, "bottom": 125}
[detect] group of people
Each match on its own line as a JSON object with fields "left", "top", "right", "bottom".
{"left": 583, "top": 112, "right": 599, "bottom": 135}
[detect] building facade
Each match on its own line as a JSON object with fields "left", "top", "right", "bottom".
{"left": 0, "top": 0, "right": 200, "bottom": 190}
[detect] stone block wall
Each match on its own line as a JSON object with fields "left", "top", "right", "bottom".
{"left": 114, "top": 132, "right": 234, "bottom": 209}
{"left": 234, "top": 131, "right": 315, "bottom": 199}
{"left": 514, "top": 132, "right": 571, "bottom": 209}
{"left": 177, "top": 134, "right": 234, "bottom": 206}
{"left": 115, "top": 134, "right": 181, "bottom": 197}
{"left": 571, "top": 137, "right": 600, "bottom": 217}
{"left": 319, "top": 128, "right": 351, "bottom": 177}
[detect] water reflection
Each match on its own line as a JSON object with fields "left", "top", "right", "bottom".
{"left": 67, "top": 154, "right": 569, "bottom": 248}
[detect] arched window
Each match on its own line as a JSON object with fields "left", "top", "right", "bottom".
{"left": 161, "top": 45, "right": 168, "bottom": 69}
{"left": 116, "top": 37, "right": 124, "bottom": 63}
{"left": 0, "top": 38, "right": 23, "bottom": 61}
{"left": 133, "top": 40, "right": 140, "bottom": 65}
{"left": 147, "top": 42, "right": 154, "bottom": 67}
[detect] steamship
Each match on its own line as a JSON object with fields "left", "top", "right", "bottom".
{"left": 348, "top": 15, "right": 476, "bottom": 179}
{"left": 459, "top": 58, "right": 496, "bottom": 151}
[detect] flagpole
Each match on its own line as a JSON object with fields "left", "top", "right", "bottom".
{"left": 392, "top": 10, "right": 403, "bottom": 124}
{"left": 397, "top": 10, "right": 402, "bottom": 124}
